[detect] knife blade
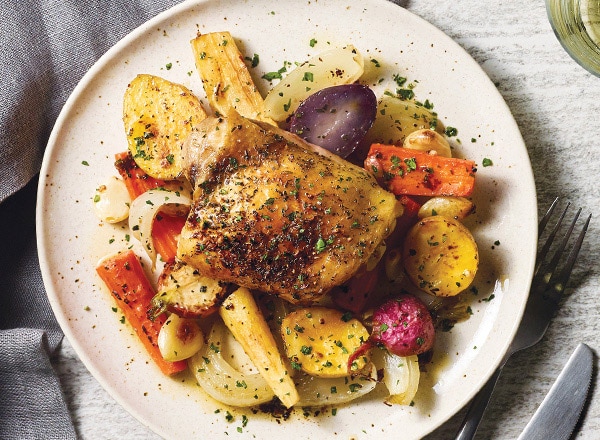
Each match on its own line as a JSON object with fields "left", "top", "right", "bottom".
{"left": 517, "top": 343, "right": 593, "bottom": 440}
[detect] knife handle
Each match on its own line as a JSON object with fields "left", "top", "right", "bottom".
{"left": 455, "top": 366, "right": 503, "bottom": 440}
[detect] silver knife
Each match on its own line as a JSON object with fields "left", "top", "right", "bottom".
{"left": 517, "top": 343, "right": 593, "bottom": 440}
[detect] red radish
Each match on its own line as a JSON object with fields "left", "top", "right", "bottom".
{"left": 348, "top": 294, "right": 435, "bottom": 370}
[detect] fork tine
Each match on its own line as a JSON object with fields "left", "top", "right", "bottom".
{"left": 542, "top": 207, "right": 581, "bottom": 280}
{"left": 550, "top": 212, "right": 591, "bottom": 293}
{"left": 534, "top": 201, "right": 571, "bottom": 276}
{"left": 533, "top": 204, "right": 590, "bottom": 303}
{"left": 538, "top": 197, "right": 560, "bottom": 238}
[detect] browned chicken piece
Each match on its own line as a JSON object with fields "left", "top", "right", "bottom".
{"left": 177, "top": 111, "right": 400, "bottom": 304}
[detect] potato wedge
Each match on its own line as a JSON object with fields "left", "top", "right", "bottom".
{"left": 281, "top": 307, "right": 370, "bottom": 378}
{"left": 403, "top": 215, "right": 478, "bottom": 297}
{"left": 219, "top": 287, "right": 299, "bottom": 408}
{"left": 418, "top": 196, "right": 475, "bottom": 220}
{"left": 191, "top": 31, "right": 275, "bottom": 125}
{"left": 123, "top": 74, "right": 207, "bottom": 179}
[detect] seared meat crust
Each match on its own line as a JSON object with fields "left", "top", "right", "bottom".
{"left": 177, "top": 111, "right": 398, "bottom": 304}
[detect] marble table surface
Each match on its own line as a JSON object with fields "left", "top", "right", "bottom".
{"left": 53, "top": 1, "right": 600, "bottom": 438}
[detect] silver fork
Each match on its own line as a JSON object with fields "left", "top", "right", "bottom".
{"left": 455, "top": 198, "right": 592, "bottom": 440}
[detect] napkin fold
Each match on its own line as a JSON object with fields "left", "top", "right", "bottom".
{"left": 0, "top": 1, "right": 181, "bottom": 438}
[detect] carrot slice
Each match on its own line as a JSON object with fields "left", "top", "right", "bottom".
{"left": 114, "top": 151, "right": 167, "bottom": 198}
{"left": 95, "top": 250, "right": 187, "bottom": 376}
{"left": 153, "top": 214, "right": 186, "bottom": 261}
{"left": 365, "top": 144, "right": 476, "bottom": 197}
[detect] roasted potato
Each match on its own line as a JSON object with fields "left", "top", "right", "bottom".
{"left": 403, "top": 215, "right": 478, "bottom": 297}
{"left": 418, "top": 196, "right": 475, "bottom": 220}
{"left": 123, "top": 74, "right": 207, "bottom": 179}
{"left": 281, "top": 307, "right": 370, "bottom": 378}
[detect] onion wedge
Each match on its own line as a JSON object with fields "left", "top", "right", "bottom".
{"left": 263, "top": 45, "right": 364, "bottom": 121}
{"left": 128, "top": 189, "right": 191, "bottom": 269}
{"left": 188, "top": 320, "right": 275, "bottom": 406}
{"left": 376, "top": 349, "right": 420, "bottom": 405}
{"left": 295, "top": 363, "right": 378, "bottom": 407}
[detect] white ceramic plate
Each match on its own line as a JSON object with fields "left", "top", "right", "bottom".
{"left": 37, "top": 0, "right": 537, "bottom": 438}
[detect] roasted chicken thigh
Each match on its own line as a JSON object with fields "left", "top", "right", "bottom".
{"left": 177, "top": 111, "right": 400, "bottom": 304}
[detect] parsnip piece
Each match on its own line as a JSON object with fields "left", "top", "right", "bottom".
{"left": 191, "top": 32, "right": 275, "bottom": 125}
{"left": 219, "top": 287, "right": 299, "bottom": 408}
{"left": 281, "top": 307, "right": 370, "bottom": 378}
{"left": 123, "top": 74, "right": 207, "bottom": 179}
{"left": 263, "top": 45, "right": 364, "bottom": 121}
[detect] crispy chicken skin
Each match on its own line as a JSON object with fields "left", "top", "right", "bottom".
{"left": 177, "top": 111, "right": 399, "bottom": 304}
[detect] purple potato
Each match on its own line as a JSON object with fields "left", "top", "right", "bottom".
{"left": 289, "top": 84, "right": 377, "bottom": 158}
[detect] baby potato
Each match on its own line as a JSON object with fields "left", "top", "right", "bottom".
{"left": 403, "top": 215, "right": 478, "bottom": 297}
{"left": 418, "top": 196, "right": 475, "bottom": 220}
{"left": 281, "top": 307, "right": 370, "bottom": 378}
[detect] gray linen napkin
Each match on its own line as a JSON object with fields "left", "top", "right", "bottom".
{"left": 0, "top": 1, "right": 181, "bottom": 438}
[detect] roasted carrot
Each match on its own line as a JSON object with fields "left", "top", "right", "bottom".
{"left": 96, "top": 250, "right": 187, "bottom": 376}
{"left": 114, "top": 151, "right": 167, "bottom": 198}
{"left": 114, "top": 151, "right": 187, "bottom": 261}
{"left": 365, "top": 144, "right": 476, "bottom": 197}
{"left": 152, "top": 213, "right": 187, "bottom": 261}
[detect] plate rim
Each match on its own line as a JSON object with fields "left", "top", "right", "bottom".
{"left": 36, "top": 0, "right": 538, "bottom": 437}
